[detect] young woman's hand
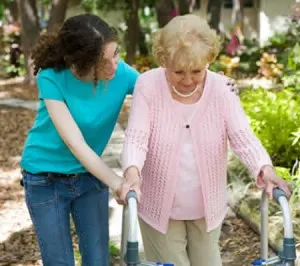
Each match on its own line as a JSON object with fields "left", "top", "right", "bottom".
{"left": 262, "top": 166, "right": 292, "bottom": 200}
{"left": 114, "top": 180, "right": 132, "bottom": 205}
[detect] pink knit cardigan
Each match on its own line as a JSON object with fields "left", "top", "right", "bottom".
{"left": 121, "top": 68, "right": 272, "bottom": 234}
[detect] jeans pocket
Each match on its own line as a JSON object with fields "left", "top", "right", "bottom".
{"left": 23, "top": 173, "right": 56, "bottom": 207}
{"left": 88, "top": 175, "right": 108, "bottom": 192}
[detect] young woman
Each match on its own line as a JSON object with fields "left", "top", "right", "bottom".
{"left": 20, "top": 14, "right": 138, "bottom": 265}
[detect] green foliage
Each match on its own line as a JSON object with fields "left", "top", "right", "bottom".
{"left": 0, "top": 5, "right": 4, "bottom": 20}
{"left": 0, "top": 0, "right": 15, "bottom": 20}
{"left": 240, "top": 88, "right": 300, "bottom": 168}
{"left": 81, "top": 0, "right": 154, "bottom": 12}
{"left": 282, "top": 43, "right": 300, "bottom": 92}
{"left": 212, "top": 21, "right": 300, "bottom": 80}
{"left": 1, "top": 21, "right": 24, "bottom": 77}
{"left": 236, "top": 39, "right": 262, "bottom": 75}
{"left": 109, "top": 241, "right": 120, "bottom": 257}
{"left": 211, "top": 37, "right": 262, "bottom": 78}
{"left": 133, "top": 55, "right": 157, "bottom": 73}
{"left": 266, "top": 21, "right": 300, "bottom": 55}
{"left": 81, "top": 0, "right": 100, "bottom": 13}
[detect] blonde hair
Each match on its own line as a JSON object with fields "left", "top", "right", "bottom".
{"left": 152, "top": 14, "right": 222, "bottom": 70}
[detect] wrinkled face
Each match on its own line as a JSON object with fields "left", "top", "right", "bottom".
{"left": 166, "top": 66, "right": 206, "bottom": 93}
{"left": 97, "top": 42, "right": 119, "bottom": 80}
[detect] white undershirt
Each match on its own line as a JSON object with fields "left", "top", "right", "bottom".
{"left": 170, "top": 101, "right": 205, "bottom": 220}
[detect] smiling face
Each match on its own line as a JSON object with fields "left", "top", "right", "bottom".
{"left": 152, "top": 15, "right": 221, "bottom": 93}
{"left": 166, "top": 65, "right": 207, "bottom": 93}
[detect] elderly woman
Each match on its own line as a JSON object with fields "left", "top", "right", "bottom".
{"left": 121, "top": 15, "right": 290, "bottom": 266}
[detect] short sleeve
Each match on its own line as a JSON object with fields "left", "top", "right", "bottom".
{"left": 37, "top": 69, "right": 64, "bottom": 101}
{"left": 123, "top": 62, "right": 139, "bottom": 95}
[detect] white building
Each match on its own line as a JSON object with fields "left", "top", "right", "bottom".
{"left": 194, "top": 0, "right": 297, "bottom": 45}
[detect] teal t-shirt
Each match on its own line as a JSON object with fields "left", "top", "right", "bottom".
{"left": 20, "top": 60, "right": 139, "bottom": 174}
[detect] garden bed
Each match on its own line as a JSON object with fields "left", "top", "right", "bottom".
{"left": 227, "top": 154, "right": 300, "bottom": 263}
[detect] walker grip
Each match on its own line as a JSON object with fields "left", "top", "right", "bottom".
{"left": 126, "top": 191, "right": 138, "bottom": 202}
{"left": 273, "top": 188, "right": 287, "bottom": 203}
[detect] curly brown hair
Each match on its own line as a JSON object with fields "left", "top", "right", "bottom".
{"left": 31, "top": 14, "right": 118, "bottom": 78}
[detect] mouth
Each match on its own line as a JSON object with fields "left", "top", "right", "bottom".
{"left": 180, "top": 86, "right": 195, "bottom": 91}
{"left": 106, "top": 71, "right": 116, "bottom": 76}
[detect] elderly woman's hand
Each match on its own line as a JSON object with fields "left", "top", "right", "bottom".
{"left": 114, "top": 167, "right": 141, "bottom": 205}
{"left": 261, "top": 166, "right": 292, "bottom": 200}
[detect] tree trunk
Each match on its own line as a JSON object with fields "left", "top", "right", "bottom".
{"left": 138, "top": 22, "right": 148, "bottom": 56}
{"left": 18, "top": 0, "right": 40, "bottom": 84}
{"left": 47, "top": 0, "right": 69, "bottom": 32}
{"left": 207, "top": 0, "right": 224, "bottom": 33}
{"left": 178, "top": 0, "right": 190, "bottom": 15}
{"left": 232, "top": 0, "right": 244, "bottom": 30}
{"left": 124, "top": 0, "right": 140, "bottom": 64}
{"left": 155, "top": 0, "right": 176, "bottom": 28}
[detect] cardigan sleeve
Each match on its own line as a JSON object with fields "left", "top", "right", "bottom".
{"left": 223, "top": 86, "right": 272, "bottom": 185}
{"left": 121, "top": 76, "right": 151, "bottom": 173}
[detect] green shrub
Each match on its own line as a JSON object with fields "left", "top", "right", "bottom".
{"left": 282, "top": 43, "right": 300, "bottom": 92}
{"left": 240, "top": 88, "right": 300, "bottom": 169}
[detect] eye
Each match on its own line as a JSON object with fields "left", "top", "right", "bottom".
{"left": 113, "top": 47, "right": 119, "bottom": 57}
{"left": 192, "top": 69, "right": 202, "bottom": 74}
{"left": 174, "top": 71, "right": 184, "bottom": 75}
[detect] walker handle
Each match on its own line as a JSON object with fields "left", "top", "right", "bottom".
{"left": 272, "top": 188, "right": 287, "bottom": 203}
{"left": 123, "top": 190, "right": 140, "bottom": 265}
{"left": 259, "top": 188, "right": 296, "bottom": 265}
{"left": 126, "top": 190, "right": 138, "bottom": 202}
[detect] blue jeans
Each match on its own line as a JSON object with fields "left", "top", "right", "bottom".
{"left": 22, "top": 171, "right": 109, "bottom": 266}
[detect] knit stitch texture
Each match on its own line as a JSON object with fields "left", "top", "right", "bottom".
{"left": 121, "top": 68, "right": 272, "bottom": 233}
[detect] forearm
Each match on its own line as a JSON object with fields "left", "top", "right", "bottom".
{"left": 69, "top": 141, "right": 122, "bottom": 191}
{"left": 44, "top": 100, "right": 123, "bottom": 191}
{"left": 230, "top": 131, "right": 272, "bottom": 177}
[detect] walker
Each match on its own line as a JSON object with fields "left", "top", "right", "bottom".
{"left": 120, "top": 191, "right": 173, "bottom": 266}
{"left": 251, "top": 188, "right": 296, "bottom": 265}
{"left": 120, "top": 189, "right": 296, "bottom": 266}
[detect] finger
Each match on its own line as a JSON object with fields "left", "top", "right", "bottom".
{"left": 266, "top": 182, "right": 275, "bottom": 200}
{"left": 117, "top": 200, "right": 122, "bottom": 205}
{"left": 115, "top": 196, "right": 124, "bottom": 205}
{"left": 121, "top": 184, "right": 132, "bottom": 202}
{"left": 279, "top": 182, "right": 292, "bottom": 199}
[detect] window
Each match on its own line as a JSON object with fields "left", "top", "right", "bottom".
{"left": 223, "top": 0, "right": 256, "bottom": 9}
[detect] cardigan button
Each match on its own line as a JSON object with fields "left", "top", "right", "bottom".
{"left": 185, "top": 124, "right": 190, "bottom": 129}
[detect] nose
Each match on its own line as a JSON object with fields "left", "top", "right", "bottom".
{"left": 107, "top": 58, "right": 118, "bottom": 73}
{"left": 112, "top": 58, "right": 118, "bottom": 70}
{"left": 182, "top": 74, "right": 193, "bottom": 85}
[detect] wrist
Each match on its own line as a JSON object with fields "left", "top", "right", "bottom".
{"left": 261, "top": 165, "right": 276, "bottom": 181}
{"left": 111, "top": 176, "right": 123, "bottom": 192}
{"left": 124, "top": 166, "right": 140, "bottom": 180}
